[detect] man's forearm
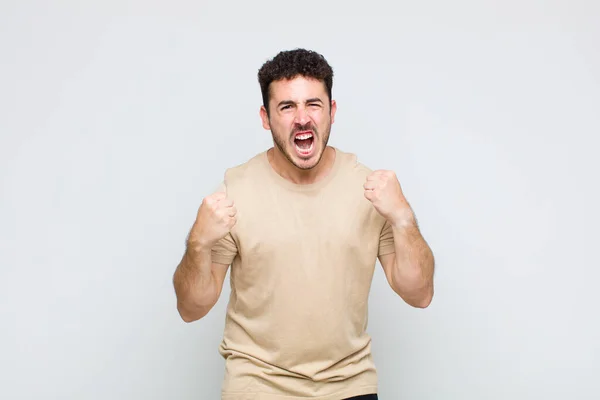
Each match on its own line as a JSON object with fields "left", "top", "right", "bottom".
{"left": 390, "top": 215, "right": 435, "bottom": 307}
{"left": 173, "top": 244, "right": 219, "bottom": 321}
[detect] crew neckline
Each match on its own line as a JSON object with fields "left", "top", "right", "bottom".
{"left": 261, "top": 146, "right": 342, "bottom": 192}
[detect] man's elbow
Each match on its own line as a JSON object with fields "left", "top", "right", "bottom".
{"left": 395, "top": 282, "right": 434, "bottom": 309}
{"left": 177, "top": 302, "right": 209, "bottom": 323}
{"left": 179, "top": 311, "right": 200, "bottom": 323}
{"left": 408, "top": 290, "right": 433, "bottom": 308}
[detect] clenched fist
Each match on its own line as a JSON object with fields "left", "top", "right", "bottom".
{"left": 363, "top": 170, "right": 414, "bottom": 226}
{"left": 188, "top": 191, "right": 237, "bottom": 249}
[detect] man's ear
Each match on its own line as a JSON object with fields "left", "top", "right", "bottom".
{"left": 260, "top": 106, "right": 270, "bottom": 130}
{"left": 330, "top": 99, "right": 337, "bottom": 124}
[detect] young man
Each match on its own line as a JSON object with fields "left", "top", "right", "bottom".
{"left": 173, "top": 49, "right": 435, "bottom": 400}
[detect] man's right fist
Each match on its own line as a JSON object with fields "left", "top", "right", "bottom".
{"left": 188, "top": 191, "right": 237, "bottom": 248}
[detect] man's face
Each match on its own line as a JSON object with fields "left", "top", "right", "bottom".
{"left": 260, "top": 75, "right": 337, "bottom": 170}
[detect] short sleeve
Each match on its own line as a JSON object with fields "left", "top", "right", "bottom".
{"left": 211, "top": 233, "right": 238, "bottom": 265}
{"left": 378, "top": 219, "right": 396, "bottom": 256}
{"left": 209, "top": 180, "right": 238, "bottom": 265}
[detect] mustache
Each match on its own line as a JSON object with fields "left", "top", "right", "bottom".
{"left": 292, "top": 123, "right": 317, "bottom": 135}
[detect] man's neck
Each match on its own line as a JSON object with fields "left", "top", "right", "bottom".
{"left": 267, "top": 146, "right": 336, "bottom": 185}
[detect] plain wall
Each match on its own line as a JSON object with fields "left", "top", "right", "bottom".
{"left": 1, "top": 1, "right": 599, "bottom": 399}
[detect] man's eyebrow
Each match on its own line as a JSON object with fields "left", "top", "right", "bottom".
{"left": 277, "top": 98, "right": 324, "bottom": 108}
{"left": 277, "top": 100, "right": 296, "bottom": 108}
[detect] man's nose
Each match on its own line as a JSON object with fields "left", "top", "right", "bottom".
{"left": 293, "top": 106, "right": 310, "bottom": 126}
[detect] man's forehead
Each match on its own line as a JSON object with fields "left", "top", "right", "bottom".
{"left": 269, "top": 76, "right": 327, "bottom": 100}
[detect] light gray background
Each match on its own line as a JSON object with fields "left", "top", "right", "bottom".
{"left": 1, "top": 1, "right": 599, "bottom": 399}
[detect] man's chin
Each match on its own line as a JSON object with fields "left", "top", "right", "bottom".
{"left": 293, "top": 160, "right": 319, "bottom": 170}
{"left": 289, "top": 147, "right": 324, "bottom": 170}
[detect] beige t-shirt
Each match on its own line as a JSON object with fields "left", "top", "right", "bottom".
{"left": 211, "top": 147, "right": 395, "bottom": 400}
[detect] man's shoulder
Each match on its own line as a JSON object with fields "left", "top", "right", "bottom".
{"left": 335, "top": 147, "right": 375, "bottom": 179}
{"left": 221, "top": 150, "right": 268, "bottom": 187}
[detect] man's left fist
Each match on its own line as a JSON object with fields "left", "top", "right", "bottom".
{"left": 364, "top": 170, "right": 413, "bottom": 224}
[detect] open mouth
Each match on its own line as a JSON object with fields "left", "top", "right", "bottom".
{"left": 294, "top": 131, "right": 314, "bottom": 155}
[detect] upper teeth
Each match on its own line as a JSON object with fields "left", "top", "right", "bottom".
{"left": 296, "top": 133, "right": 312, "bottom": 140}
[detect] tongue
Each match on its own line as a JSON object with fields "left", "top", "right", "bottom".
{"left": 296, "top": 138, "right": 312, "bottom": 150}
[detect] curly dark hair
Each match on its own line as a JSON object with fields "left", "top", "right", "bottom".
{"left": 257, "top": 48, "right": 334, "bottom": 115}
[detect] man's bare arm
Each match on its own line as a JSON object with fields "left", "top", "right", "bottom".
{"left": 364, "top": 169, "right": 434, "bottom": 308}
{"left": 173, "top": 244, "right": 229, "bottom": 322}
{"left": 379, "top": 217, "right": 434, "bottom": 308}
{"left": 173, "top": 191, "right": 237, "bottom": 322}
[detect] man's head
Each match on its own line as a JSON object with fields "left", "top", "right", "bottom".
{"left": 258, "top": 48, "right": 336, "bottom": 171}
